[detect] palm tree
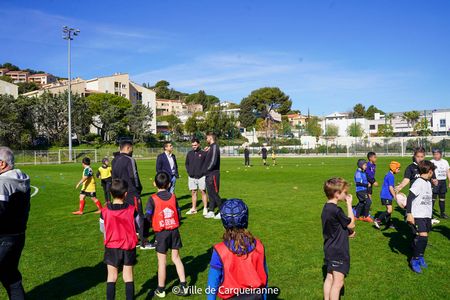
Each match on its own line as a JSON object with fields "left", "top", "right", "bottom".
{"left": 402, "top": 111, "right": 420, "bottom": 130}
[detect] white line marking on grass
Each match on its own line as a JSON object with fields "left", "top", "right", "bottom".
{"left": 30, "top": 185, "right": 39, "bottom": 198}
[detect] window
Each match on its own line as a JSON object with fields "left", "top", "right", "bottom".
{"left": 440, "top": 119, "right": 446, "bottom": 128}
{"left": 369, "top": 125, "right": 376, "bottom": 130}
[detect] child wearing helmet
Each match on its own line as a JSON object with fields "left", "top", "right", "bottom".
{"left": 206, "top": 199, "right": 268, "bottom": 299}
{"left": 353, "top": 159, "right": 373, "bottom": 222}
{"left": 97, "top": 157, "right": 112, "bottom": 203}
{"left": 374, "top": 161, "right": 401, "bottom": 229}
{"left": 430, "top": 148, "right": 450, "bottom": 219}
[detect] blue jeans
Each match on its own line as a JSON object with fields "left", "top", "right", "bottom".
{"left": 169, "top": 176, "right": 176, "bottom": 194}
{"left": 0, "top": 234, "right": 26, "bottom": 300}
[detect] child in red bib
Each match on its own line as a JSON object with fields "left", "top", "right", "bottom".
{"left": 145, "top": 172, "right": 189, "bottom": 298}
{"left": 206, "top": 199, "right": 268, "bottom": 300}
{"left": 99, "top": 179, "right": 138, "bottom": 300}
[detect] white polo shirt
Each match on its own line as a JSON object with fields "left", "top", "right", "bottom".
{"left": 431, "top": 159, "right": 449, "bottom": 181}
{"left": 409, "top": 177, "right": 433, "bottom": 218}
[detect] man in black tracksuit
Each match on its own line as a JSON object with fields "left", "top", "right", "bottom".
{"left": 204, "top": 132, "right": 222, "bottom": 219}
{"left": 0, "top": 147, "right": 30, "bottom": 300}
{"left": 244, "top": 146, "right": 250, "bottom": 167}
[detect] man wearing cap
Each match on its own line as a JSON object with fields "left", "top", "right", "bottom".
{"left": 431, "top": 149, "right": 450, "bottom": 219}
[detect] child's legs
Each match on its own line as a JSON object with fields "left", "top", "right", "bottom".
{"left": 171, "top": 249, "right": 186, "bottom": 283}
{"left": 157, "top": 252, "right": 167, "bottom": 288}
{"left": 201, "top": 189, "right": 208, "bottom": 208}
{"left": 412, "top": 218, "right": 430, "bottom": 258}
{"left": 329, "top": 271, "right": 345, "bottom": 300}
{"left": 191, "top": 189, "right": 197, "bottom": 210}
{"left": 323, "top": 272, "right": 333, "bottom": 300}
{"left": 363, "top": 198, "right": 372, "bottom": 216}
{"left": 107, "top": 265, "right": 118, "bottom": 282}
{"left": 122, "top": 265, "right": 133, "bottom": 282}
{"left": 79, "top": 194, "right": 86, "bottom": 201}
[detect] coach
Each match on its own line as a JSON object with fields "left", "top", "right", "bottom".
{"left": 0, "top": 147, "right": 30, "bottom": 299}
{"left": 204, "top": 132, "right": 222, "bottom": 219}
{"left": 156, "top": 142, "right": 179, "bottom": 193}
{"left": 185, "top": 138, "right": 208, "bottom": 215}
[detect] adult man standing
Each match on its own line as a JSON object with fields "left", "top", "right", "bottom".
{"left": 204, "top": 132, "right": 222, "bottom": 219}
{"left": 244, "top": 146, "right": 250, "bottom": 167}
{"left": 185, "top": 138, "right": 208, "bottom": 216}
{"left": 0, "top": 147, "right": 30, "bottom": 300}
{"left": 112, "top": 141, "right": 153, "bottom": 250}
{"left": 156, "top": 142, "right": 179, "bottom": 194}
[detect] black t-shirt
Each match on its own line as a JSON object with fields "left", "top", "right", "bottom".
{"left": 321, "top": 203, "right": 351, "bottom": 262}
{"left": 404, "top": 162, "right": 420, "bottom": 187}
{"left": 261, "top": 148, "right": 268, "bottom": 159}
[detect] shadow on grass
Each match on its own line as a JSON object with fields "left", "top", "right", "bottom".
{"left": 432, "top": 225, "right": 450, "bottom": 240}
{"left": 382, "top": 219, "right": 412, "bottom": 262}
{"left": 136, "top": 249, "right": 211, "bottom": 299}
{"left": 27, "top": 261, "right": 105, "bottom": 299}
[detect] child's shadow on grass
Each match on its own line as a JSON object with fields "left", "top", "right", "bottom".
{"left": 136, "top": 249, "right": 211, "bottom": 299}
{"left": 433, "top": 225, "right": 450, "bottom": 240}
{"left": 382, "top": 219, "right": 412, "bottom": 262}
{"left": 26, "top": 261, "right": 105, "bottom": 299}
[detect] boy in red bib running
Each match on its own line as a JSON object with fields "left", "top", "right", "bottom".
{"left": 99, "top": 179, "right": 138, "bottom": 300}
{"left": 206, "top": 199, "right": 268, "bottom": 300}
{"left": 145, "top": 172, "right": 188, "bottom": 298}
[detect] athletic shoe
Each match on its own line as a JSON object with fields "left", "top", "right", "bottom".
{"left": 154, "top": 289, "right": 166, "bottom": 298}
{"left": 203, "top": 207, "right": 208, "bottom": 216}
{"left": 214, "top": 213, "right": 221, "bottom": 220}
{"left": 441, "top": 213, "right": 449, "bottom": 219}
{"left": 186, "top": 209, "right": 197, "bottom": 215}
{"left": 418, "top": 256, "right": 428, "bottom": 268}
{"left": 410, "top": 258, "right": 422, "bottom": 273}
{"left": 358, "top": 216, "right": 365, "bottom": 221}
{"left": 72, "top": 210, "right": 83, "bottom": 215}
{"left": 363, "top": 216, "right": 374, "bottom": 223}
{"left": 204, "top": 211, "right": 215, "bottom": 219}
{"left": 374, "top": 219, "right": 381, "bottom": 229}
{"left": 431, "top": 218, "right": 441, "bottom": 225}
{"left": 173, "top": 285, "right": 190, "bottom": 296}
{"left": 140, "top": 242, "right": 156, "bottom": 250}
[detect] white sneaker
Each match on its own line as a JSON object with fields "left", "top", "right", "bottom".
{"left": 214, "top": 213, "right": 221, "bottom": 220}
{"left": 186, "top": 209, "right": 197, "bottom": 215}
{"left": 431, "top": 218, "right": 440, "bottom": 225}
{"left": 204, "top": 211, "right": 215, "bottom": 219}
{"left": 203, "top": 207, "right": 208, "bottom": 216}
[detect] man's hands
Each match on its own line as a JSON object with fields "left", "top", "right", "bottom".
{"left": 406, "top": 213, "right": 414, "bottom": 225}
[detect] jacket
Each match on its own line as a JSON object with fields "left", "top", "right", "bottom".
{"left": 185, "top": 149, "right": 206, "bottom": 179}
{"left": 156, "top": 152, "right": 179, "bottom": 178}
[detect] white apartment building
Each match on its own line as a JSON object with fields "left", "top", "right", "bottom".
{"left": 28, "top": 73, "right": 57, "bottom": 85}
{"left": 0, "top": 79, "right": 19, "bottom": 98}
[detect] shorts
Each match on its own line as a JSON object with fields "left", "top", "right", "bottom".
{"left": 80, "top": 191, "right": 96, "bottom": 197}
{"left": 432, "top": 180, "right": 447, "bottom": 198}
{"left": 414, "top": 218, "right": 432, "bottom": 233}
{"left": 356, "top": 191, "right": 369, "bottom": 202}
{"left": 324, "top": 259, "right": 350, "bottom": 276}
{"left": 155, "top": 228, "right": 182, "bottom": 254}
{"left": 381, "top": 198, "right": 393, "bottom": 206}
{"left": 104, "top": 247, "right": 137, "bottom": 267}
{"left": 188, "top": 176, "right": 206, "bottom": 191}
{"left": 367, "top": 186, "right": 373, "bottom": 195}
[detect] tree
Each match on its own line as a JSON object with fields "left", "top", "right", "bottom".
{"left": 347, "top": 122, "right": 364, "bottom": 137}
{"left": 402, "top": 111, "right": 421, "bottom": 129}
{"left": 365, "top": 105, "right": 384, "bottom": 120}
{"left": 184, "top": 112, "right": 204, "bottom": 135}
{"left": 352, "top": 103, "right": 366, "bottom": 118}
{"left": 185, "top": 90, "right": 220, "bottom": 110}
{"left": 202, "top": 107, "right": 239, "bottom": 139}
{"left": 0, "top": 62, "right": 20, "bottom": 71}
{"left": 157, "top": 115, "right": 184, "bottom": 136}
{"left": 0, "top": 75, "right": 13, "bottom": 83}
{"left": 239, "top": 87, "right": 292, "bottom": 128}
{"left": 378, "top": 124, "right": 394, "bottom": 137}
{"left": 149, "top": 80, "right": 187, "bottom": 100}
{"left": 280, "top": 116, "right": 292, "bottom": 135}
{"left": 87, "top": 93, "right": 132, "bottom": 141}
{"left": 127, "top": 103, "right": 153, "bottom": 142}
{"left": 17, "top": 82, "right": 39, "bottom": 94}
{"left": 305, "top": 116, "right": 322, "bottom": 140}
{"left": 414, "top": 118, "right": 432, "bottom": 136}
{"left": 324, "top": 124, "right": 339, "bottom": 137}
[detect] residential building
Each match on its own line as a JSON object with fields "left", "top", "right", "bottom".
{"left": 5, "top": 70, "right": 29, "bottom": 83}
{"left": 0, "top": 68, "right": 10, "bottom": 76}
{"left": 431, "top": 109, "right": 450, "bottom": 135}
{"left": 28, "top": 73, "right": 57, "bottom": 85}
{"left": 156, "top": 99, "right": 203, "bottom": 117}
{"left": 0, "top": 79, "right": 19, "bottom": 98}
{"left": 286, "top": 113, "right": 308, "bottom": 128}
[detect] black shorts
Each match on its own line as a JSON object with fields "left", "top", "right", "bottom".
{"left": 104, "top": 247, "right": 137, "bottom": 267}
{"left": 381, "top": 198, "right": 393, "bottom": 206}
{"left": 414, "top": 218, "right": 432, "bottom": 233}
{"left": 367, "top": 186, "right": 373, "bottom": 195}
{"left": 324, "top": 259, "right": 350, "bottom": 276}
{"left": 356, "top": 191, "right": 369, "bottom": 202}
{"left": 80, "top": 191, "right": 96, "bottom": 197}
{"left": 432, "top": 180, "right": 447, "bottom": 198}
{"left": 155, "top": 228, "right": 182, "bottom": 254}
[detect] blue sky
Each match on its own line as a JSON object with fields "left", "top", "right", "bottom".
{"left": 1, "top": 0, "right": 450, "bottom": 115}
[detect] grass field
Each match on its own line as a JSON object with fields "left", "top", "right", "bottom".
{"left": 2, "top": 156, "right": 450, "bottom": 299}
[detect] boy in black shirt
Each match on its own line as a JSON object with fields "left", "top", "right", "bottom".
{"left": 322, "top": 177, "right": 355, "bottom": 300}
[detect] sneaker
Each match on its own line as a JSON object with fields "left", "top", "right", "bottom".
{"left": 173, "top": 285, "right": 190, "bottom": 296}
{"left": 418, "top": 256, "right": 428, "bottom": 268}
{"left": 140, "top": 242, "right": 156, "bottom": 250}
{"left": 431, "top": 218, "right": 441, "bottom": 225}
{"left": 374, "top": 219, "right": 381, "bottom": 229}
{"left": 441, "top": 213, "right": 449, "bottom": 219}
{"left": 154, "top": 289, "right": 166, "bottom": 298}
{"left": 203, "top": 207, "right": 208, "bottom": 216}
{"left": 204, "top": 211, "right": 215, "bottom": 219}
{"left": 410, "top": 258, "right": 422, "bottom": 273}
{"left": 72, "top": 210, "right": 83, "bottom": 215}
{"left": 186, "top": 209, "right": 197, "bottom": 215}
{"left": 363, "top": 216, "right": 374, "bottom": 223}
{"left": 214, "top": 213, "right": 221, "bottom": 220}
{"left": 358, "top": 216, "right": 365, "bottom": 221}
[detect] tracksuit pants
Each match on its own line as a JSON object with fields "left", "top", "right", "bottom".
{"left": 206, "top": 172, "right": 222, "bottom": 212}
{"left": 0, "top": 234, "right": 26, "bottom": 300}
{"left": 245, "top": 156, "right": 250, "bottom": 166}
{"left": 101, "top": 178, "right": 112, "bottom": 203}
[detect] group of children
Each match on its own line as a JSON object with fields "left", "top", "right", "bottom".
{"left": 322, "top": 148, "right": 449, "bottom": 299}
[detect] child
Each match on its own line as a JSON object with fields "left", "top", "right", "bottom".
{"left": 272, "top": 149, "right": 277, "bottom": 166}
{"left": 72, "top": 157, "right": 102, "bottom": 215}
{"left": 366, "top": 152, "right": 378, "bottom": 199}
{"left": 260, "top": 146, "right": 268, "bottom": 166}
{"left": 406, "top": 160, "right": 436, "bottom": 273}
{"left": 430, "top": 149, "right": 449, "bottom": 219}
{"left": 374, "top": 161, "right": 401, "bottom": 229}
{"left": 97, "top": 157, "right": 112, "bottom": 203}
{"left": 145, "top": 172, "right": 188, "bottom": 298}
{"left": 322, "top": 178, "right": 355, "bottom": 300}
{"left": 353, "top": 159, "right": 373, "bottom": 222}
{"left": 206, "top": 198, "right": 268, "bottom": 299}
{"left": 100, "top": 179, "right": 138, "bottom": 300}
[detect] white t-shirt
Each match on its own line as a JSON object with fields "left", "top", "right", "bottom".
{"left": 410, "top": 178, "right": 433, "bottom": 218}
{"left": 431, "top": 159, "right": 450, "bottom": 181}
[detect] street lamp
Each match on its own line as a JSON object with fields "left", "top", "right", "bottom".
{"left": 62, "top": 26, "right": 80, "bottom": 162}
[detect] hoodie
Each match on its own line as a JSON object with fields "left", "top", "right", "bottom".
{"left": 0, "top": 169, "right": 31, "bottom": 235}
{"left": 354, "top": 168, "right": 369, "bottom": 193}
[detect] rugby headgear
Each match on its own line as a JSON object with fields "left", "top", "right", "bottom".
{"left": 357, "top": 159, "right": 367, "bottom": 169}
{"left": 389, "top": 161, "right": 401, "bottom": 172}
{"left": 220, "top": 199, "right": 249, "bottom": 229}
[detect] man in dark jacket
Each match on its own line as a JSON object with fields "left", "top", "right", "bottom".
{"left": 156, "top": 142, "right": 179, "bottom": 193}
{"left": 203, "top": 132, "right": 222, "bottom": 220}
{"left": 244, "top": 146, "right": 250, "bottom": 167}
{"left": 111, "top": 141, "right": 154, "bottom": 250}
{"left": 185, "top": 138, "right": 208, "bottom": 216}
{"left": 0, "top": 147, "right": 30, "bottom": 300}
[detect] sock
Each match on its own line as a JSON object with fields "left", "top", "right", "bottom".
{"left": 125, "top": 282, "right": 134, "bottom": 300}
{"left": 180, "top": 281, "right": 187, "bottom": 287}
{"left": 156, "top": 286, "right": 165, "bottom": 293}
{"left": 439, "top": 199, "right": 445, "bottom": 214}
{"left": 106, "top": 282, "right": 116, "bottom": 300}
{"left": 378, "top": 211, "right": 387, "bottom": 222}
{"left": 79, "top": 200, "right": 86, "bottom": 212}
{"left": 385, "top": 213, "right": 391, "bottom": 225}
{"left": 95, "top": 200, "right": 103, "bottom": 210}
{"left": 413, "top": 236, "right": 428, "bottom": 257}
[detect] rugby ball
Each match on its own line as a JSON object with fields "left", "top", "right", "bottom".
{"left": 396, "top": 192, "right": 407, "bottom": 208}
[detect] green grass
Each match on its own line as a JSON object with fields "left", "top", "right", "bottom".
{"left": 3, "top": 157, "right": 450, "bottom": 299}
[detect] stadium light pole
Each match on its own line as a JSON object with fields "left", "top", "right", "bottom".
{"left": 63, "top": 26, "right": 80, "bottom": 162}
